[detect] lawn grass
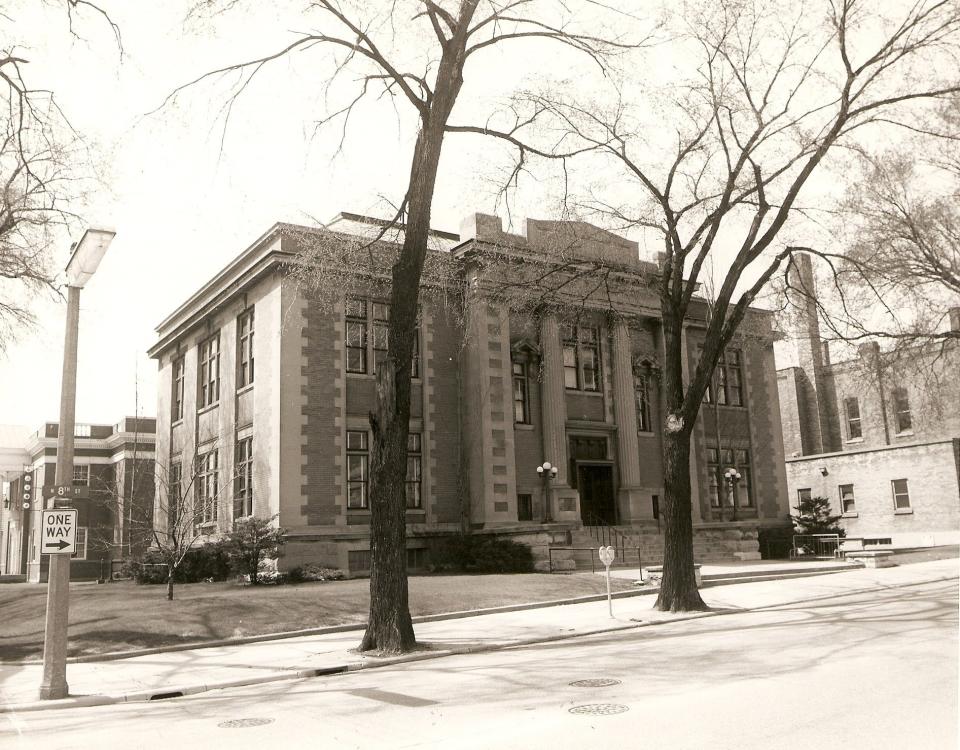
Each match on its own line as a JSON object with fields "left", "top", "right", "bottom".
{"left": 0, "top": 572, "right": 638, "bottom": 661}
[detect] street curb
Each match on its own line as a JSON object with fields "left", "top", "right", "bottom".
{"left": 2, "top": 572, "right": 954, "bottom": 715}
{"left": 6, "top": 563, "right": 860, "bottom": 667}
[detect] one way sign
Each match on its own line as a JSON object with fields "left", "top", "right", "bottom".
{"left": 41, "top": 509, "right": 77, "bottom": 555}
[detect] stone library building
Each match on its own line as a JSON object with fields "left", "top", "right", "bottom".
{"left": 149, "top": 212, "right": 791, "bottom": 575}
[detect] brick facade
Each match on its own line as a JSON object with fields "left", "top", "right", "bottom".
{"left": 148, "top": 215, "right": 791, "bottom": 575}
{"left": 777, "top": 252, "right": 960, "bottom": 546}
{"left": 0, "top": 418, "right": 156, "bottom": 581}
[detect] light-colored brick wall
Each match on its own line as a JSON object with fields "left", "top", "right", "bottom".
{"left": 785, "top": 439, "right": 960, "bottom": 546}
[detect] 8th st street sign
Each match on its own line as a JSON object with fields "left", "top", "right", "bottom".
{"left": 41, "top": 509, "right": 78, "bottom": 555}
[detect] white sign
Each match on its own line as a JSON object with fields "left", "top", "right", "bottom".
{"left": 41, "top": 509, "right": 77, "bottom": 555}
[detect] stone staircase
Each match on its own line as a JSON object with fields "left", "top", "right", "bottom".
{"left": 549, "top": 524, "right": 761, "bottom": 572}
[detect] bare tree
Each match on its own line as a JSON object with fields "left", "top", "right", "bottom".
{"left": 490, "top": 0, "right": 960, "bottom": 610}
{"left": 176, "top": 0, "right": 645, "bottom": 653}
{"left": 0, "top": 2, "right": 120, "bottom": 348}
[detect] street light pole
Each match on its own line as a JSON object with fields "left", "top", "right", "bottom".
{"left": 38, "top": 285, "right": 80, "bottom": 700}
{"left": 39, "top": 228, "right": 115, "bottom": 701}
{"left": 537, "top": 462, "right": 558, "bottom": 524}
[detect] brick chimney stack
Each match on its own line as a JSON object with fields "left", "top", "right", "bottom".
{"left": 949, "top": 307, "right": 960, "bottom": 333}
{"left": 787, "top": 250, "right": 840, "bottom": 454}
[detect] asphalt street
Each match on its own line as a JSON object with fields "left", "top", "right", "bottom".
{"left": 2, "top": 577, "right": 955, "bottom": 750}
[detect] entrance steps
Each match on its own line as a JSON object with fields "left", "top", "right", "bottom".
{"left": 551, "top": 525, "right": 762, "bottom": 572}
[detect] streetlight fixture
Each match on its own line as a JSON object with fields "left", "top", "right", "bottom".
{"left": 39, "top": 228, "right": 115, "bottom": 701}
{"left": 724, "top": 467, "right": 742, "bottom": 522}
{"left": 537, "top": 461, "right": 558, "bottom": 523}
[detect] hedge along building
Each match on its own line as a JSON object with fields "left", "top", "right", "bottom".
{"left": 0, "top": 418, "right": 156, "bottom": 582}
{"left": 147, "top": 213, "right": 790, "bottom": 576}
{"left": 777, "top": 253, "right": 960, "bottom": 548}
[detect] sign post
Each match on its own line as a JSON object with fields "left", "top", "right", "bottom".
{"left": 598, "top": 545, "right": 616, "bottom": 618}
{"left": 41, "top": 509, "right": 78, "bottom": 555}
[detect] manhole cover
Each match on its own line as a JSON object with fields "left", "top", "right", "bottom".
{"left": 569, "top": 704, "right": 629, "bottom": 716}
{"left": 218, "top": 718, "right": 275, "bottom": 729}
{"left": 569, "top": 678, "right": 621, "bottom": 688}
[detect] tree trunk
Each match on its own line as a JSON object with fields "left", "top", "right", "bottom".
{"left": 166, "top": 565, "right": 174, "bottom": 601}
{"left": 360, "top": 359, "right": 416, "bottom": 653}
{"left": 655, "top": 308, "right": 708, "bottom": 612}
{"left": 655, "top": 430, "right": 708, "bottom": 612}
{"left": 359, "top": 6, "right": 476, "bottom": 654}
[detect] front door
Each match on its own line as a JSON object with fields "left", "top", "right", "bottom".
{"left": 578, "top": 464, "right": 615, "bottom": 525}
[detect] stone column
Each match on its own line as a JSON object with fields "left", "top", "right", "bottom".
{"left": 611, "top": 317, "right": 645, "bottom": 521}
{"left": 539, "top": 313, "right": 579, "bottom": 522}
{"left": 540, "top": 313, "right": 568, "bottom": 483}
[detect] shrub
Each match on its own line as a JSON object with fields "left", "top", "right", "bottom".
{"left": 792, "top": 496, "right": 845, "bottom": 536}
{"left": 429, "top": 535, "right": 534, "bottom": 574}
{"left": 287, "top": 563, "right": 346, "bottom": 583}
{"left": 223, "top": 515, "right": 285, "bottom": 585}
{"left": 125, "top": 543, "right": 231, "bottom": 585}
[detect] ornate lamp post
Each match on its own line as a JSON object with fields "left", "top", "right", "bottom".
{"left": 724, "top": 467, "right": 742, "bottom": 522}
{"left": 536, "top": 461, "right": 558, "bottom": 523}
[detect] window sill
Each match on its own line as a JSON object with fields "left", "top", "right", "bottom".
{"left": 845, "top": 437, "right": 864, "bottom": 444}
{"left": 346, "top": 372, "right": 422, "bottom": 383}
{"left": 236, "top": 383, "right": 254, "bottom": 396}
{"left": 514, "top": 423, "right": 535, "bottom": 431}
{"left": 842, "top": 512, "right": 859, "bottom": 518}
{"left": 565, "top": 389, "right": 603, "bottom": 396}
{"left": 894, "top": 430, "right": 914, "bottom": 438}
{"left": 171, "top": 419, "right": 184, "bottom": 429}
{"left": 197, "top": 403, "right": 219, "bottom": 416}
{"left": 894, "top": 508, "right": 913, "bottom": 515}
{"left": 703, "top": 403, "right": 747, "bottom": 411}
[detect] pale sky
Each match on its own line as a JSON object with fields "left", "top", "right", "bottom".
{"left": 1, "top": 0, "right": 898, "bottom": 429}
{"left": 1, "top": 1, "right": 603, "bottom": 428}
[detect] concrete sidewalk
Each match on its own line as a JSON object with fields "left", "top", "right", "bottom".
{"left": 1, "top": 558, "right": 955, "bottom": 713}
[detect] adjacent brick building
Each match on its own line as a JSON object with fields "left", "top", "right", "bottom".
{"left": 777, "top": 253, "right": 960, "bottom": 548}
{"left": 0, "top": 418, "right": 156, "bottom": 581}
{"left": 148, "top": 214, "right": 791, "bottom": 575}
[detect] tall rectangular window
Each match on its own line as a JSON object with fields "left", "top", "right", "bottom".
{"left": 891, "top": 478, "right": 911, "bottom": 510}
{"left": 735, "top": 448, "right": 753, "bottom": 507}
{"left": 346, "top": 431, "right": 369, "bottom": 509}
{"left": 707, "top": 447, "right": 722, "bottom": 507}
{"left": 406, "top": 433, "right": 422, "bottom": 509}
{"left": 839, "top": 483, "right": 856, "bottom": 514}
{"left": 561, "top": 324, "right": 600, "bottom": 392}
{"left": 196, "top": 448, "right": 219, "bottom": 524}
{"left": 346, "top": 299, "right": 419, "bottom": 377}
{"left": 707, "top": 447, "right": 753, "bottom": 508}
{"left": 237, "top": 309, "right": 255, "bottom": 388}
{"left": 845, "top": 396, "right": 862, "bottom": 439}
{"left": 346, "top": 298, "right": 368, "bottom": 373}
{"left": 372, "top": 302, "right": 390, "bottom": 371}
{"left": 198, "top": 333, "right": 221, "bottom": 408}
{"left": 168, "top": 459, "right": 182, "bottom": 531}
{"left": 517, "top": 493, "right": 533, "bottom": 521}
{"left": 172, "top": 358, "right": 185, "bottom": 421}
{"left": 797, "top": 488, "right": 812, "bottom": 504}
{"left": 634, "top": 370, "right": 651, "bottom": 432}
{"left": 704, "top": 349, "right": 744, "bottom": 407}
{"left": 892, "top": 387, "right": 912, "bottom": 433}
{"left": 71, "top": 527, "right": 87, "bottom": 560}
{"left": 234, "top": 436, "right": 253, "bottom": 519}
{"left": 512, "top": 361, "right": 530, "bottom": 424}
{"left": 72, "top": 465, "right": 89, "bottom": 487}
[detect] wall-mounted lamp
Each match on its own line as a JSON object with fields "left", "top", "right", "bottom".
{"left": 818, "top": 466, "right": 829, "bottom": 476}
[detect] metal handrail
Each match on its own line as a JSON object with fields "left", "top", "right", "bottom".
{"left": 581, "top": 513, "right": 642, "bottom": 570}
